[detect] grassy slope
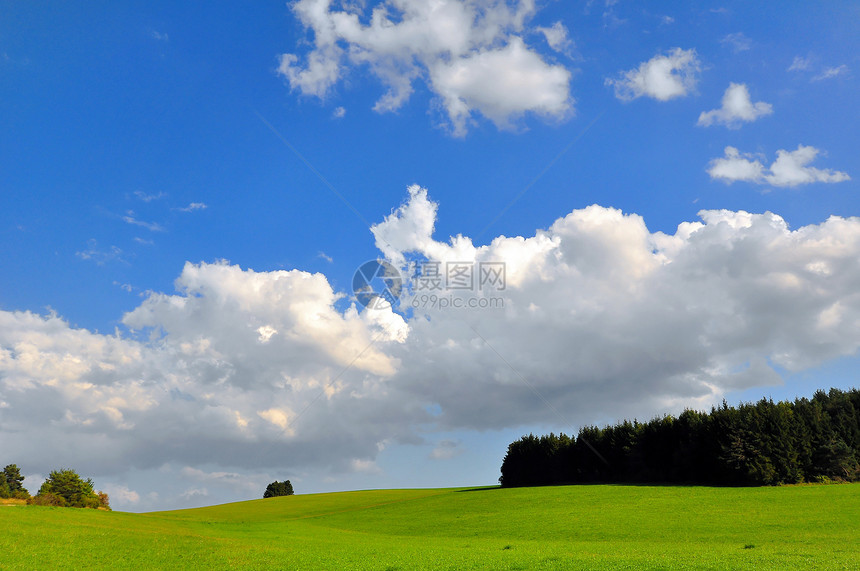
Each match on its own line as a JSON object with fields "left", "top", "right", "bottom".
{"left": 2, "top": 484, "right": 859, "bottom": 570}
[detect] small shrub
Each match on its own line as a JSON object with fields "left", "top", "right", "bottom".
{"left": 97, "top": 491, "right": 111, "bottom": 510}
{"left": 29, "top": 493, "right": 67, "bottom": 507}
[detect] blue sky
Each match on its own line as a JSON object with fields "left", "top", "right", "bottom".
{"left": 1, "top": 1, "right": 858, "bottom": 511}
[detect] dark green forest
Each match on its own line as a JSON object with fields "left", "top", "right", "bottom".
{"left": 500, "top": 388, "right": 860, "bottom": 487}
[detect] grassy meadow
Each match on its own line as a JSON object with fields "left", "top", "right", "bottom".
{"left": 2, "top": 484, "right": 858, "bottom": 569}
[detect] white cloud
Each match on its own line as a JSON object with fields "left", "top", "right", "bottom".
{"left": 788, "top": 56, "right": 812, "bottom": 72}
{"left": 278, "top": 0, "right": 572, "bottom": 136}
{"left": 767, "top": 146, "right": 851, "bottom": 186}
{"left": 133, "top": 191, "right": 166, "bottom": 202}
{"left": 332, "top": 106, "right": 346, "bottom": 119}
{"left": 102, "top": 484, "right": 140, "bottom": 505}
{"left": 788, "top": 57, "right": 849, "bottom": 81}
{"left": 76, "top": 240, "right": 126, "bottom": 265}
{"left": 708, "top": 145, "right": 850, "bottom": 187}
{"left": 720, "top": 32, "right": 751, "bottom": 53}
{"left": 706, "top": 146, "right": 765, "bottom": 183}
{"left": 257, "top": 408, "right": 293, "bottom": 432}
{"left": 813, "top": 65, "right": 849, "bottom": 81}
{"left": 176, "top": 202, "right": 207, "bottom": 212}
{"left": 256, "top": 325, "right": 278, "bottom": 343}
{"left": 180, "top": 488, "right": 208, "bottom": 500}
{"left": 123, "top": 214, "right": 165, "bottom": 232}
{"left": 607, "top": 48, "right": 700, "bottom": 101}
{"left": 5, "top": 188, "right": 860, "bottom": 503}
{"left": 697, "top": 83, "right": 772, "bottom": 128}
{"left": 536, "top": 21, "right": 573, "bottom": 55}
{"left": 428, "top": 37, "right": 571, "bottom": 135}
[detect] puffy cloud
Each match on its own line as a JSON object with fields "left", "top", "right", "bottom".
{"left": 706, "top": 146, "right": 765, "bottom": 183}
{"left": 373, "top": 190, "right": 860, "bottom": 430}
{"left": 537, "top": 21, "right": 573, "bottom": 55}
{"left": 0, "top": 263, "right": 412, "bottom": 478}
{"left": 278, "top": 0, "right": 572, "bottom": 136}
{"left": 428, "top": 37, "right": 570, "bottom": 135}
{"left": 102, "top": 484, "right": 140, "bottom": 505}
{"left": 767, "top": 146, "right": 851, "bottom": 186}
{"left": 697, "top": 83, "right": 772, "bottom": 128}
{"left": 4, "top": 188, "right": 860, "bottom": 505}
{"left": 606, "top": 48, "right": 700, "bottom": 102}
{"left": 708, "top": 145, "right": 850, "bottom": 187}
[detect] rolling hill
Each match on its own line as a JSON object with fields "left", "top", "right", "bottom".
{"left": 2, "top": 484, "right": 858, "bottom": 569}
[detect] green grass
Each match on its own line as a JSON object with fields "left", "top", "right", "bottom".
{"left": 2, "top": 484, "right": 859, "bottom": 569}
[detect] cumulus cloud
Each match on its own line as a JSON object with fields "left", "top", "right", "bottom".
{"left": 697, "top": 83, "right": 772, "bottom": 128}
{"left": 278, "top": 0, "right": 573, "bottom": 136}
{"left": 537, "top": 21, "right": 573, "bottom": 56}
{"left": 607, "top": 48, "right": 700, "bottom": 101}
{"left": 708, "top": 145, "right": 850, "bottom": 187}
{"left": 102, "top": 484, "right": 140, "bottom": 506}
{"left": 4, "top": 187, "right": 860, "bottom": 504}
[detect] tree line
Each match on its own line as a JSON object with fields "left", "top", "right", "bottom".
{"left": 500, "top": 387, "right": 860, "bottom": 487}
{"left": 0, "top": 464, "right": 109, "bottom": 509}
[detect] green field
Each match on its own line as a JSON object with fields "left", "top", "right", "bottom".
{"left": 2, "top": 484, "right": 858, "bottom": 569}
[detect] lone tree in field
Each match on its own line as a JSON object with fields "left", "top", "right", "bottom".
{"left": 35, "top": 468, "right": 109, "bottom": 509}
{"left": 4, "top": 464, "right": 26, "bottom": 492}
{"left": 263, "top": 480, "right": 294, "bottom": 498}
{"left": 1, "top": 464, "right": 29, "bottom": 499}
